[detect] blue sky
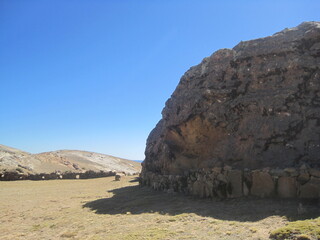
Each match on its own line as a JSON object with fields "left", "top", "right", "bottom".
{"left": 0, "top": 1, "right": 319, "bottom": 160}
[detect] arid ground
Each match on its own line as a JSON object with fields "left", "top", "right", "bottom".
{"left": 0, "top": 176, "right": 319, "bottom": 240}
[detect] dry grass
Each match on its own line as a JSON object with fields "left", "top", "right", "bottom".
{"left": 0, "top": 176, "right": 319, "bottom": 240}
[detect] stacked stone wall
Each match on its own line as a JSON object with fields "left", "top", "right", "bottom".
{"left": 140, "top": 166, "right": 320, "bottom": 199}
{"left": 0, "top": 170, "right": 117, "bottom": 181}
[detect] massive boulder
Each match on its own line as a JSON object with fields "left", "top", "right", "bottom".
{"left": 141, "top": 22, "right": 320, "bottom": 198}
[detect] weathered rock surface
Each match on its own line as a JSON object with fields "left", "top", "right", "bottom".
{"left": 299, "top": 177, "right": 320, "bottom": 198}
{"left": 141, "top": 22, "right": 320, "bottom": 199}
{"left": 277, "top": 176, "right": 297, "bottom": 198}
{"left": 251, "top": 171, "right": 275, "bottom": 197}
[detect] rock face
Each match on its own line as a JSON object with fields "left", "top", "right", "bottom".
{"left": 141, "top": 22, "right": 320, "bottom": 198}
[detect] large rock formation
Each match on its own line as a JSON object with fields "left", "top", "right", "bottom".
{"left": 141, "top": 22, "right": 320, "bottom": 198}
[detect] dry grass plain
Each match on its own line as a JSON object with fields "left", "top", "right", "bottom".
{"left": 0, "top": 176, "right": 319, "bottom": 240}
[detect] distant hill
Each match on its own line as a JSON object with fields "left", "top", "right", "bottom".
{"left": 0, "top": 144, "right": 141, "bottom": 177}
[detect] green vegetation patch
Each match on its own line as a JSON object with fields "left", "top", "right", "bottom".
{"left": 270, "top": 218, "right": 320, "bottom": 240}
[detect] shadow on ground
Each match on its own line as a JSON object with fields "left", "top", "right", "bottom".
{"left": 83, "top": 185, "right": 320, "bottom": 222}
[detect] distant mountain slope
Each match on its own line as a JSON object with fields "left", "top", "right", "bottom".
{"left": 0, "top": 144, "right": 141, "bottom": 176}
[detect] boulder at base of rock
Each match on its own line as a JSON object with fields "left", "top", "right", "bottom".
{"left": 251, "top": 171, "right": 275, "bottom": 197}
{"left": 277, "top": 176, "right": 297, "bottom": 198}
{"left": 299, "top": 177, "right": 320, "bottom": 198}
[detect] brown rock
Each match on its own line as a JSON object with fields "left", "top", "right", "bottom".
{"left": 224, "top": 165, "right": 232, "bottom": 171}
{"left": 284, "top": 168, "right": 299, "bottom": 177}
{"left": 309, "top": 169, "right": 320, "bottom": 178}
{"left": 300, "top": 164, "right": 309, "bottom": 170}
{"left": 299, "top": 177, "right": 320, "bottom": 198}
{"left": 191, "top": 180, "right": 203, "bottom": 197}
{"left": 212, "top": 167, "right": 222, "bottom": 174}
{"left": 204, "top": 181, "right": 214, "bottom": 198}
{"left": 277, "top": 177, "right": 297, "bottom": 198}
{"left": 297, "top": 173, "right": 310, "bottom": 185}
{"left": 270, "top": 169, "right": 287, "bottom": 177}
{"left": 251, "top": 171, "right": 275, "bottom": 197}
{"left": 115, "top": 174, "right": 121, "bottom": 181}
{"left": 217, "top": 173, "right": 228, "bottom": 183}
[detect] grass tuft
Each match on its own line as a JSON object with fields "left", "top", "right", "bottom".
{"left": 60, "top": 232, "right": 77, "bottom": 238}
{"left": 270, "top": 218, "right": 320, "bottom": 240}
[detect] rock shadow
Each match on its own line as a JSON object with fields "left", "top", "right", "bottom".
{"left": 83, "top": 185, "right": 320, "bottom": 222}
{"left": 129, "top": 177, "right": 139, "bottom": 183}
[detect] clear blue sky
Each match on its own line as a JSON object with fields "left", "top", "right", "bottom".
{"left": 0, "top": 1, "right": 319, "bottom": 160}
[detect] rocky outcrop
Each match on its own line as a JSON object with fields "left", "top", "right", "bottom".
{"left": 141, "top": 22, "right": 320, "bottom": 198}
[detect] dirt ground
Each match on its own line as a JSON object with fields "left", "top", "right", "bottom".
{"left": 0, "top": 176, "right": 319, "bottom": 240}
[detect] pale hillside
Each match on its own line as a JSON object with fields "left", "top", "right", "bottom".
{"left": 0, "top": 144, "right": 141, "bottom": 175}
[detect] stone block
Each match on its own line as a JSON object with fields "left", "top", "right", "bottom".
{"left": 204, "top": 181, "right": 214, "bottom": 198}
{"left": 192, "top": 180, "right": 205, "bottom": 197}
{"left": 284, "top": 168, "right": 299, "bottom": 177}
{"left": 217, "top": 173, "right": 228, "bottom": 183}
{"left": 297, "top": 173, "right": 310, "bottom": 185}
{"left": 270, "top": 169, "right": 287, "bottom": 177}
{"left": 299, "top": 177, "right": 320, "bottom": 199}
{"left": 212, "top": 167, "right": 222, "bottom": 174}
{"left": 224, "top": 165, "right": 232, "bottom": 171}
{"left": 251, "top": 171, "right": 275, "bottom": 197}
{"left": 277, "top": 177, "right": 297, "bottom": 198}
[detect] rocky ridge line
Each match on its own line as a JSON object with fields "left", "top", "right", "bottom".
{"left": 0, "top": 144, "right": 141, "bottom": 180}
